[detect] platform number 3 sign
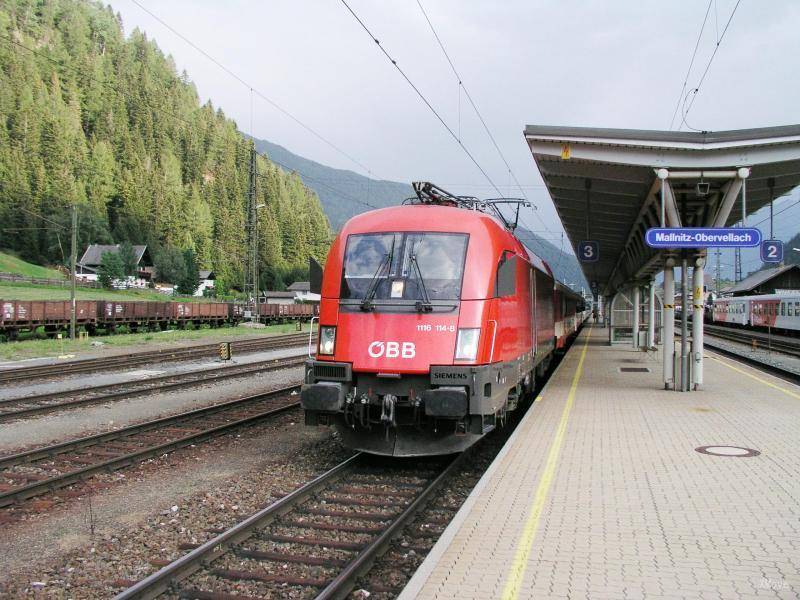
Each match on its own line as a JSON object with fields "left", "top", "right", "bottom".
{"left": 760, "top": 240, "right": 783, "bottom": 263}
{"left": 579, "top": 240, "right": 599, "bottom": 263}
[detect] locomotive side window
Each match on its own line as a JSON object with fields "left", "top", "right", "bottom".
{"left": 341, "top": 232, "right": 468, "bottom": 301}
{"left": 496, "top": 252, "right": 517, "bottom": 297}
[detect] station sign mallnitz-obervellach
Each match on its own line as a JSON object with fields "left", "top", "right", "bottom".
{"left": 645, "top": 227, "right": 762, "bottom": 249}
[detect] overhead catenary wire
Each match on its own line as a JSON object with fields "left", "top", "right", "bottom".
{"left": 680, "top": 0, "right": 743, "bottom": 129}
{"left": 730, "top": 194, "right": 800, "bottom": 270}
{"left": 127, "top": 0, "right": 376, "bottom": 180}
{"left": 414, "top": 0, "right": 556, "bottom": 237}
{"left": 339, "top": 0, "right": 502, "bottom": 197}
{"left": 668, "top": 0, "right": 713, "bottom": 131}
{"left": 415, "top": 0, "right": 523, "bottom": 195}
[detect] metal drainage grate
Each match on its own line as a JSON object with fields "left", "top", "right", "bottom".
{"left": 619, "top": 367, "right": 650, "bottom": 373}
{"left": 695, "top": 446, "right": 761, "bottom": 458}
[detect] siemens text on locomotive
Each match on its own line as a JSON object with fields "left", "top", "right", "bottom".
{"left": 301, "top": 183, "right": 587, "bottom": 457}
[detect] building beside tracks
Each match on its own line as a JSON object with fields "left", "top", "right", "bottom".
{"left": 722, "top": 263, "right": 800, "bottom": 296}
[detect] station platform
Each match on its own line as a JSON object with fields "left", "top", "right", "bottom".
{"left": 401, "top": 325, "right": 800, "bottom": 599}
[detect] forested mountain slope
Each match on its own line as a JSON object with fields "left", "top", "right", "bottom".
{"left": 0, "top": 0, "right": 331, "bottom": 292}
{"left": 251, "top": 137, "right": 412, "bottom": 230}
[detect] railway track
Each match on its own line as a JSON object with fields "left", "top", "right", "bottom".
{"left": 702, "top": 323, "right": 800, "bottom": 359}
{"left": 702, "top": 339, "right": 800, "bottom": 385}
{"left": 114, "top": 452, "right": 463, "bottom": 600}
{"left": 0, "top": 353, "right": 307, "bottom": 422}
{"left": 674, "top": 328, "right": 800, "bottom": 385}
{"left": 0, "top": 332, "right": 309, "bottom": 385}
{"left": 0, "top": 385, "right": 301, "bottom": 509}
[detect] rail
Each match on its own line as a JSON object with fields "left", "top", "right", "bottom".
{"left": 703, "top": 323, "right": 800, "bottom": 359}
{"left": 676, "top": 320, "right": 800, "bottom": 359}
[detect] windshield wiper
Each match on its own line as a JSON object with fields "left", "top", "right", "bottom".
{"left": 409, "top": 253, "right": 434, "bottom": 312}
{"left": 360, "top": 243, "right": 395, "bottom": 311}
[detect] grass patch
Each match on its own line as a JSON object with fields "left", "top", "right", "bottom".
{"left": 0, "top": 322, "right": 309, "bottom": 361}
{"left": 0, "top": 250, "right": 65, "bottom": 279}
{"left": 0, "top": 282, "right": 212, "bottom": 302}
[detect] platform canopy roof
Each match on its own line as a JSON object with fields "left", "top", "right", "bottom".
{"left": 524, "top": 124, "right": 800, "bottom": 295}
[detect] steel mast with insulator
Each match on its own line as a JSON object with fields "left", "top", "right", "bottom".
{"left": 244, "top": 143, "right": 259, "bottom": 320}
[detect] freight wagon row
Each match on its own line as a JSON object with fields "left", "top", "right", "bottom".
{"left": 0, "top": 300, "right": 317, "bottom": 339}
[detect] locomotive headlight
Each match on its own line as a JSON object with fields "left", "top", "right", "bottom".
{"left": 318, "top": 326, "right": 336, "bottom": 355}
{"left": 455, "top": 328, "right": 480, "bottom": 361}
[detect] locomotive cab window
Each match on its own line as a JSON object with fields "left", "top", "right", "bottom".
{"left": 340, "top": 232, "right": 468, "bottom": 303}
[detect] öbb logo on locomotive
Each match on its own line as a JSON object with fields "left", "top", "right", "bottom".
{"left": 367, "top": 341, "right": 416, "bottom": 359}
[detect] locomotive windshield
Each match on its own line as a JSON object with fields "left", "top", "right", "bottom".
{"left": 341, "top": 232, "right": 468, "bottom": 302}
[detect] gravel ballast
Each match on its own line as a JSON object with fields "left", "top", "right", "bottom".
{"left": 0, "top": 413, "right": 350, "bottom": 598}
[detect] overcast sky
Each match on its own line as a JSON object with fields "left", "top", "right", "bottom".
{"left": 106, "top": 0, "right": 800, "bottom": 249}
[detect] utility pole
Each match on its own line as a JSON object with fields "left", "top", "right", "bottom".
{"left": 734, "top": 248, "right": 742, "bottom": 283}
{"left": 69, "top": 203, "right": 77, "bottom": 340}
{"left": 245, "top": 144, "right": 259, "bottom": 320}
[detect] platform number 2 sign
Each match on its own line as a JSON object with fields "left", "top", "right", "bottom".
{"left": 579, "top": 241, "right": 599, "bottom": 263}
{"left": 760, "top": 240, "right": 783, "bottom": 263}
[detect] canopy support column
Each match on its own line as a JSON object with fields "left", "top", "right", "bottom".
{"left": 692, "top": 258, "right": 705, "bottom": 389}
{"left": 680, "top": 258, "right": 689, "bottom": 392}
{"left": 632, "top": 286, "right": 640, "bottom": 348}
{"left": 647, "top": 281, "right": 656, "bottom": 348}
{"left": 663, "top": 263, "right": 675, "bottom": 390}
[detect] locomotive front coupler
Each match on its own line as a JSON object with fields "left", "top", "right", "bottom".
{"left": 380, "top": 394, "right": 397, "bottom": 427}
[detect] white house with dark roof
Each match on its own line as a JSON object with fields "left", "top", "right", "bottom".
{"left": 196, "top": 270, "right": 216, "bottom": 296}
{"left": 287, "top": 281, "right": 320, "bottom": 302}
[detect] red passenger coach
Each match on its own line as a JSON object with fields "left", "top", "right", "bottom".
{"left": 301, "top": 183, "right": 575, "bottom": 456}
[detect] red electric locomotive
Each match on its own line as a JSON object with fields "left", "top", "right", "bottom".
{"left": 302, "top": 183, "right": 580, "bottom": 456}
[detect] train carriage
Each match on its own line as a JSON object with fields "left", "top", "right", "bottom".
{"left": 712, "top": 297, "right": 750, "bottom": 326}
{"left": 0, "top": 298, "right": 316, "bottom": 339}
{"left": 749, "top": 294, "right": 800, "bottom": 332}
{"left": 711, "top": 293, "right": 800, "bottom": 334}
{"left": 1, "top": 300, "right": 97, "bottom": 338}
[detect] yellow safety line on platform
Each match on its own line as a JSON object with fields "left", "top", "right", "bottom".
{"left": 501, "top": 326, "right": 592, "bottom": 600}
{"left": 708, "top": 355, "right": 800, "bottom": 400}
